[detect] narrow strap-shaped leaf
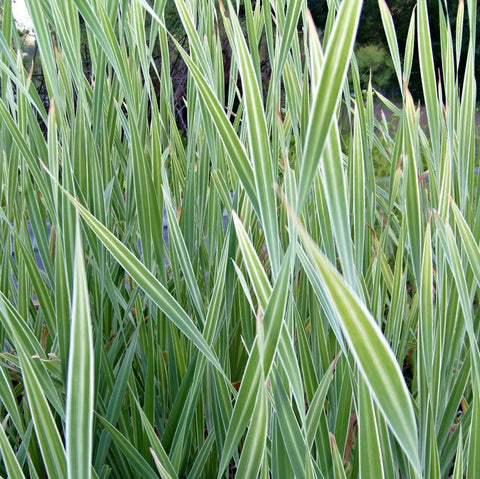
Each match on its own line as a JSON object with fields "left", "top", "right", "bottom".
{"left": 0, "top": 294, "right": 65, "bottom": 417}
{"left": 0, "top": 423, "right": 26, "bottom": 479}
{"left": 232, "top": 211, "right": 271, "bottom": 306}
{"left": 24, "top": 0, "right": 60, "bottom": 102}
{"left": 227, "top": 0, "right": 281, "bottom": 275}
{"left": 96, "top": 414, "right": 158, "bottom": 479}
{"left": 296, "top": 222, "right": 421, "bottom": 475}
{"left": 163, "top": 186, "right": 205, "bottom": 324}
{"left": 435, "top": 215, "right": 480, "bottom": 385}
{"left": 423, "top": 401, "right": 441, "bottom": 478}
{"left": 457, "top": 43, "right": 476, "bottom": 211}
{"left": 186, "top": 433, "right": 215, "bottom": 479}
{"left": 15, "top": 343, "right": 67, "bottom": 478}
{"left": 403, "top": 89, "right": 423, "bottom": 284}
{"left": 306, "top": 357, "right": 339, "bottom": 447}
{"left": 358, "top": 376, "right": 385, "bottom": 478}
{"left": 66, "top": 218, "right": 95, "bottom": 479}
{"left": 297, "top": 0, "right": 362, "bottom": 214}
{"left": 94, "top": 329, "right": 139, "bottom": 470}
{"left": 330, "top": 433, "right": 347, "bottom": 479}
{"left": 378, "top": 0, "right": 402, "bottom": 91}
{"left": 133, "top": 398, "right": 179, "bottom": 479}
{"left": 452, "top": 424, "right": 464, "bottom": 479}
{"left": 451, "top": 201, "right": 480, "bottom": 289}
{"left": 142, "top": 1, "right": 259, "bottom": 215}
{"left": 217, "top": 248, "right": 292, "bottom": 477}
{"left": 467, "top": 391, "right": 480, "bottom": 478}
{"left": 419, "top": 222, "right": 433, "bottom": 386}
{"left": 417, "top": 0, "right": 441, "bottom": 163}
{"left": 57, "top": 187, "right": 226, "bottom": 378}
{"left": 403, "top": 8, "right": 416, "bottom": 84}
{"left": 0, "top": 365, "right": 24, "bottom": 436}
{"left": 0, "top": 99, "right": 54, "bottom": 218}
{"left": 235, "top": 385, "right": 268, "bottom": 479}
{"left": 271, "top": 370, "right": 309, "bottom": 477}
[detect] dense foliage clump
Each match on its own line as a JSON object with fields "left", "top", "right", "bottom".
{"left": 0, "top": 1, "right": 478, "bottom": 478}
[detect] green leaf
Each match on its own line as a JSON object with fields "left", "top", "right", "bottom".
{"left": 329, "top": 433, "right": 347, "bottom": 479}
{"left": 235, "top": 386, "right": 267, "bottom": 479}
{"left": 297, "top": 0, "right": 362, "bottom": 214}
{"left": 296, "top": 224, "right": 421, "bottom": 475}
{"left": 0, "top": 423, "right": 26, "bottom": 479}
{"left": 96, "top": 414, "right": 158, "bottom": 479}
{"left": 271, "top": 370, "right": 309, "bottom": 477}
{"left": 227, "top": 0, "right": 281, "bottom": 275}
{"left": 358, "top": 377, "right": 384, "bottom": 478}
{"left": 16, "top": 344, "right": 67, "bottom": 478}
{"left": 133, "top": 397, "right": 178, "bottom": 479}
{"left": 306, "top": 354, "right": 339, "bottom": 447}
{"left": 60, "top": 190, "right": 225, "bottom": 378}
{"left": 66, "top": 217, "right": 95, "bottom": 479}
{"left": 378, "top": 0, "right": 402, "bottom": 91}
{"left": 417, "top": 0, "right": 441, "bottom": 162}
{"left": 217, "top": 249, "right": 292, "bottom": 477}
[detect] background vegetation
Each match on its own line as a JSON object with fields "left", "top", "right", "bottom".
{"left": 311, "top": 0, "right": 480, "bottom": 97}
{"left": 0, "top": 0, "right": 479, "bottom": 478}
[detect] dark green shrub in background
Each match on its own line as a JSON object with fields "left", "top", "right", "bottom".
{"left": 351, "top": 43, "right": 394, "bottom": 93}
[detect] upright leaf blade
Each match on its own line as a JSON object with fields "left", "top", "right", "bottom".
{"left": 297, "top": 0, "right": 362, "bottom": 214}
{"left": 296, "top": 224, "right": 421, "bottom": 475}
{"left": 66, "top": 217, "right": 95, "bottom": 479}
